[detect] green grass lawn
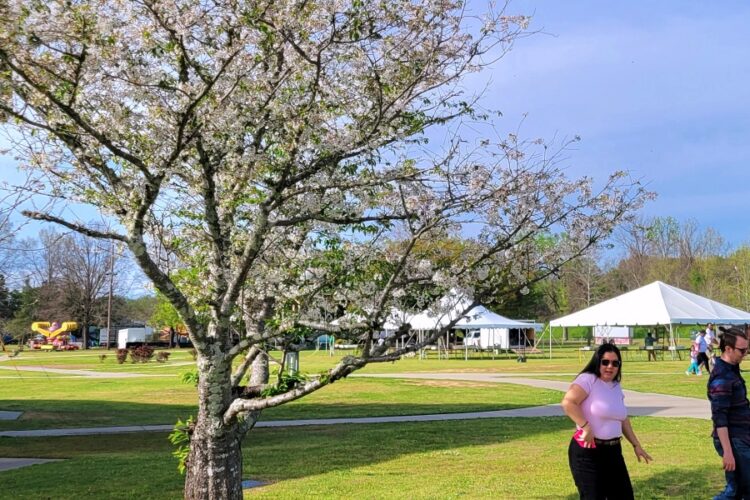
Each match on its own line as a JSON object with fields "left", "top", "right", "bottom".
{"left": 0, "top": 417, "right": 723, "bottom": 499}
{"left": 0, "top": 375, "right": 561, "bottom": 430}
{"left": 0, "top": 346, "right": 726, "bottom": 499}
{"left": 0, "top": 348, "right": 196, "bottom": 373}
{"left": 0, "top": 346, "right": 713, "bottom": 430}
{"left": 1, "top": 343, "right": 698, "bottom": 377}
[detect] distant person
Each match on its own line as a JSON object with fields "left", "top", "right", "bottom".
{"left": 708, "top": 325, "right": 750, "bottom": 499}
{"left": 644, "top": 331, "right": 657, "bottom": 361}
{"left": 706, "top": 323, "right": 718, "bottom": 370}
{"left": 562, "top": 343, "right": 652, "bottom": 499}
{"left": 686, "top": 340, "right": 702, "bottom": 376}
{"left": 697, "top": 330, "right": 711, "bottom": 374}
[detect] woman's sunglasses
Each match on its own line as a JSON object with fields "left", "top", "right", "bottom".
{"left": 600, "top": 359, "right": 621, "bottom": 368}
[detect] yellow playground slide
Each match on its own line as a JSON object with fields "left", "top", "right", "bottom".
{"left": 31, "top": 321, "right": 79, "bottom": 339}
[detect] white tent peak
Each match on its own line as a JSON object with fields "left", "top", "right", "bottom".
{"left": 407, "top": 301, "right": 542, "bottom": 331}
{"left": 455, "top": 306, "right": 542, "bottom": 331}
{"left": 550, "top": 280, "right": 750, "bottom": 327}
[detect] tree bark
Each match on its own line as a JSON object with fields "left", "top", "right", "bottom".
{"left": 250, "top": 351, "right": 269, "bottom": 386}
{"left": 82, "top": 318, "right": 89, "bottom": 350}
{"left": 184, "top": 351, "right": 243, "bottom": 499}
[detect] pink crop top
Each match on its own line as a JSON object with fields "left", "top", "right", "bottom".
{"left": 572, "top": 372, "right": 628, "bottom": 440}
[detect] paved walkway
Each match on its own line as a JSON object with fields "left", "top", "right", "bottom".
{"left": 0, "top": 361, "right": 195, "bottom": 378}
{"left": 357, "top": 372, "right": 710, "bottom": 419}
{"left": 0, "top": 371, "right": 709, "bottom": 438}
{"left": 0, "top": 458, "right": 60, "bottom": 472}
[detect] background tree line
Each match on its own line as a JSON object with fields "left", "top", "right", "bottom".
{"left": 0, "top": 228, "right": 156, "bottom": 345}
{"left": 2, "top": 214, "right": 748, "bottom": 342}
{"left": 497, "top": 215, "right": 750, "bottom": 323}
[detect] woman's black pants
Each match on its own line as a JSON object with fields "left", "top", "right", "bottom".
{"left": 568, "top": 438, "right": 634, "bottom": 500}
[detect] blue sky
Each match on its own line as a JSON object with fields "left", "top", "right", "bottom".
{"left": 467, "top": 0, "right": 750, "bottom": 248}
{"left": 2, "top": 0, "right": 750, "bottom": 250}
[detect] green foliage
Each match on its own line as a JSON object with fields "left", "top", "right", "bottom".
{"left": 261, "top": 371, "right": 308, "bottom": 398}
{"left": 120, "top": 295, "right": 158, "bottom": 325}
{"left": 180, "top": 369, "right": 199, "bottom": 387}
{"left": 149, "top": 293, "right": 183, "bottom": 330}
{"left": 0, "top": 274, "right": 18, "bottom": 319}
{"left": 168, "top": 415, "right": 194, "bottom": 475}
{"left": 3, "top": 284, "right": 37, "bottom": 338}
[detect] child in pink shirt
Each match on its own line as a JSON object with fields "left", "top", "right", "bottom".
{"left": 686, "top": 341, "right": 701, "bottom": 375}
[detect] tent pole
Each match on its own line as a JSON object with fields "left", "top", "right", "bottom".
{"left": 669, "top": 323, "right": 676, "bottom": 360}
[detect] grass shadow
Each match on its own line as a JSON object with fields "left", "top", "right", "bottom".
{"left": 630, "top": 467, "right": 727, "bottom": 499}
{"left": 245, "top": 416, "right": 573, "bottom": 481}
{"left": 0, "top": 399, "right": 198, "bottom": 430}
{"left": 0, "top": 399, "right": 555, "bottom": 430}
{"left": 0, "top": 417, "right": 725, "bottom": 499}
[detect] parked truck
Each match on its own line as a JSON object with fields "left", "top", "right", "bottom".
{"left": 117, "top": 327, "right": 163, "bottom": 349}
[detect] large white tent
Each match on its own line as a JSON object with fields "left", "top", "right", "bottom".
{"left": 455, "top": 306, "right": 543, "bottom": 331}
{"left": 549, "top": 281, "right": 750, "bottom": 348}
{"left": 405, "top": 302, "right": 541, "bottom": 332}
{"left": 403, "top": 302, "right": 542, "bottom": 350}
{"left": 381, "top": 292, "right": 541, "bottom": 351}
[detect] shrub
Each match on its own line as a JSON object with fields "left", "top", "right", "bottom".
{"left": 130, "top": 345, "right": 155, "bottom": 363}
{"left": 180, "top": 370, "right": 199, "bottom": 386}
{"left": 156, "top": 351, "right": 171, "bottom": 363}
{"left": 116, "top": 349, "right": 128, "bottom": 364}
{"left": 169, "top": 415, "right": 195, "bottom": 475}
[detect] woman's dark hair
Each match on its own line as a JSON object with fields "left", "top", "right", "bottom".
{"left": 580, "top": 343, "right": 622, "bottom": 382}
{"left": 719, "top": 325, "right": 749, "bottom": 352}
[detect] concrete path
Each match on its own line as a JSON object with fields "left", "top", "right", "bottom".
{"left": 358, "top": 372, "right": 711, "bottom": 419}
{"left": 0, "top": 407, "right": 572, "bottom": 438}
{"left": 0, "top": 365, "right": 147, "bottom": 378}
{"left": 0, "top": 411, "right": 22, "bottom": 421}
{"left": 0, "top": 371, "right": 710, "bottom": 438}
{"left": 0, "top": 361, "right": 196, "bottom": 379}
{"left": 0, "top": 458, "right": 60, "bottom": 472}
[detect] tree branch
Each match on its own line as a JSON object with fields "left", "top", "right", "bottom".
{"left": 21, "top": 211, "right": 128, "bottom": 241}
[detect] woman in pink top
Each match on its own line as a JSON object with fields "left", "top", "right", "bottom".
{"left": 562, "top": 343, "right": 652, "bottom": 499}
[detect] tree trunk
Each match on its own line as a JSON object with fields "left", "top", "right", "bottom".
{"left": 184, "top": 351, "right": 244, "bottom": 499}
{"left": 82, "top": 318, "right": 89, "bottom": 350}
{"left": 250, "top": 350, "right": 269, "bottom": 386}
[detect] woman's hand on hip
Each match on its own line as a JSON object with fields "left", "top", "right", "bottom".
{"left": 580, "top": 428, "right": 595, "bottom": 448}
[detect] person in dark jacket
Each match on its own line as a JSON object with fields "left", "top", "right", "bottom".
{"left": 708, "top": 325, "right": 750, "bottom": 499}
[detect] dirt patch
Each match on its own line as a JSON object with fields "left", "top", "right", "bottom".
{"left": 19, "top": 411, "right": 71, "bottom": 421}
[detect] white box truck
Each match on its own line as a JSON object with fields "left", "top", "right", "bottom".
{"left": 117, "top": 327, "right": 156, "bottom": 349}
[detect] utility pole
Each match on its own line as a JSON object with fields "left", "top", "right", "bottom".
{"left": 105, "top": 241, "right": 115, "bottom": 349}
